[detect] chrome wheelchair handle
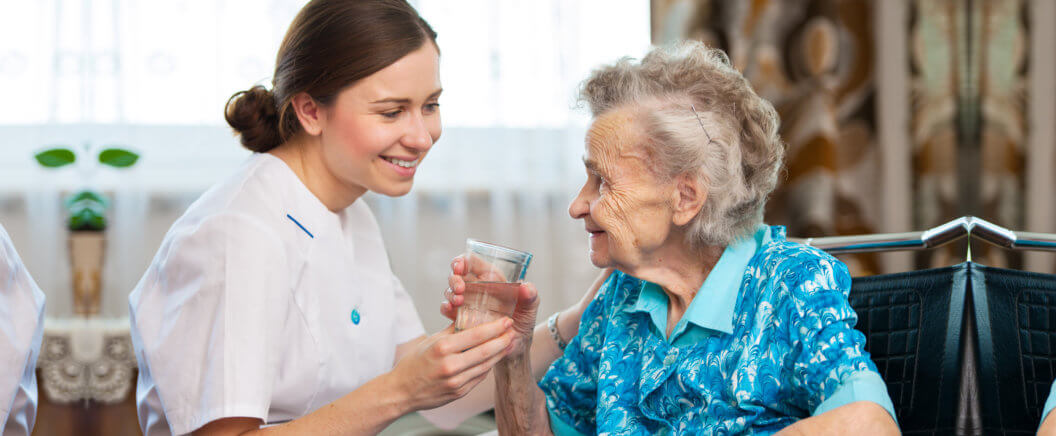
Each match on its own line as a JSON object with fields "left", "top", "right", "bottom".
{"left": 791, "top": 216, "right": 1056, "bottom": 254}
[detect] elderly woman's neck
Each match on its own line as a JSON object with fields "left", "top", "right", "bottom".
{"left": 627, "top": 243, "right": 725, "bottom": 309}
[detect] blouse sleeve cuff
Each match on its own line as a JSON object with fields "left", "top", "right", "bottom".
{"left": 812, "top": 370, "right": 898, "bottom": 424}
{"left": 548, "top": 408, "right": 588, "bottom": 436}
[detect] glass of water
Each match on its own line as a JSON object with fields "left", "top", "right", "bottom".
{"left": 455, "top": 239, "right": 532, "bottom": 331}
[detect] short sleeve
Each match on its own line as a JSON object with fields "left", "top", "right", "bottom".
{"left": 1042, "top": 381, "right": 1056, "bottom": 426}
{"left": 129, "top": 213, "right": 289, "bottom": 435}
{"left": 784, "top": 255, "right": 896, "bottom": 422}
{"left": 538, "top": 272, "right": 619, "bottom": 435}
{"left": 0, "top": 225, "right": 46, "bottom": 436}
{"left": 390, "top": 275, "right": 425, "bottom": 344}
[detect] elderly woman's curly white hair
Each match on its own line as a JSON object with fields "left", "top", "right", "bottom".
{"left": 579, "top": 41, "right": 785, "bottom": 248}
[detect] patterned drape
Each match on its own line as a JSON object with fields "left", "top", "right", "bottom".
{"left": 652, "top": 0, "right": 1044, "bottom": 274}
{"left": 653, "top": 0, "right": 883, "bottom": 274}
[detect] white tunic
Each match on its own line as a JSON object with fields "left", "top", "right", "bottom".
{"left": 129, "top": 153, "right": 425, "bottom": 435}
{"left": 0, "top": 224, "right": 45, "bottom": 436}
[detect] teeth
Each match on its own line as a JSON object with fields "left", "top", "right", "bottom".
{"left": 384, "top": 157, "right": 419, "bottom": 168}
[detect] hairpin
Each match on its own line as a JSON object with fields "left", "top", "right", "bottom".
{"left": 690, "top": 104, "right": 715, "bottom": 144}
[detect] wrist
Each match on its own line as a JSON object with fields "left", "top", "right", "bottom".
{"left": 498, "top": 348, "right": 533, "bottom": 373}
{"left": 547, "top": 312, "right": 569, "bottom": 351}
{"left": 378, "top": 369, "right": 418, "bottom": 416}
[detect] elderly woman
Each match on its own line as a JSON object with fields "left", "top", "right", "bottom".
{"left": 455, "top": 42, "right": 900, "bottom": 434}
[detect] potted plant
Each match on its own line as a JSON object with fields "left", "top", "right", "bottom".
{"left": 34, "top": 146, "right": 140, "bottom": 317}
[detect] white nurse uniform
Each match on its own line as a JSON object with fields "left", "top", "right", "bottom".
{"left": 0, "top": 224, "right": 46, "bottom": 436}
{"left": 129, "top": 153, "right": 424, "bottom": 435}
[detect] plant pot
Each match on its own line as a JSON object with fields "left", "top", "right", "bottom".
{"left": 69, "top": 230, "right": 105, "bottom": 317}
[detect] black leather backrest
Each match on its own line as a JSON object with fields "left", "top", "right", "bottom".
{"left": 850, "top": 264, "right": 968, "bottom": 435}
{"left": 972, "top": 264, "right": 1056, "bottom": 435}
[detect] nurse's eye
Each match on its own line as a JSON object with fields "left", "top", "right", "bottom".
{"left": 423, "top": 102, "right": 440, "bottom": 113}
{"left": 381, "top": 110, "right": 403, "bottom": 119}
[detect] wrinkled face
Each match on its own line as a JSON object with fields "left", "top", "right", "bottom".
{"left": 318, "top": 43, "right": 442, "bottom": 197}
{"left": 568, "top": 108, "right": 676, "bottom": 269}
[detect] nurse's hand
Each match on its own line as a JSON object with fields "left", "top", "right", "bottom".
{"left": 390, "top": 317, "right": 515, "bottom": 411}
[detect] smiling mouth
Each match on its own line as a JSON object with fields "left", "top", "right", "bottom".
{"left": 382, "top": 156, "right": 420, "bottom": 168}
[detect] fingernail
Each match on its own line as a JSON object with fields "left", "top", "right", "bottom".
{"left": 504, "top": 318, "right": 513, "bottom": 328}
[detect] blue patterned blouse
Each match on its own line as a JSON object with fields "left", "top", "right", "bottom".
{"left": 539, "top": 225, "right": 896, "bottom": 435}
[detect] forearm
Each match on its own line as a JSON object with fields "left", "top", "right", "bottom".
{"left": 775, "top": 401, "right": 899, "bottom": 436}
{"left": 1040, "top": 412, "right": 1056, "bottom": 435}
{"left": 249, "top": 372, "right": 414, "bottom": 436}
{"left": 494, "top": 354, "right": 553, "bottom": 436}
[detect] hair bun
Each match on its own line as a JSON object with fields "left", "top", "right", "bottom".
{"left": 225, "top": 85, "right": 283, "bottom": 152}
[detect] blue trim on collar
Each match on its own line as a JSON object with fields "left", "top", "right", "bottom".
{"left": 626, "top": 225, "right": 768, "bottom": 342}
{"left": 286, "top": 213, "right": 314, "bottom": 239}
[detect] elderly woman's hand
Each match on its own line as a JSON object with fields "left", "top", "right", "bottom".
{"left": 504, "top": 282, "right": 540, "bottom": 357}
{"left": 442, "top": 255, "right": 539, "bottom": 357}
{"left": 441, "top": 255, "right": 508, "bottom": 321}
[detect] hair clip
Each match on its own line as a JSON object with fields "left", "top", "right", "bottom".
{"left": 690, "top": 104, "right": 716, "bottom": 144}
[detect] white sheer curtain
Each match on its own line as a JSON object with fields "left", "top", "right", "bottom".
{"left": 0, "top": 0, "right": 650, "bottom": 330}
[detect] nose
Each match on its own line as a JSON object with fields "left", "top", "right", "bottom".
{"left": 569, "top": 182, "right": 591, "bottom": 220}
{"left": 402, "top": 111, "right": 435, "bottom": 151}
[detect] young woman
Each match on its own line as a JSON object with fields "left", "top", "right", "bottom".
{"left": 128, "top": 1, "right": 518, "bottom": 434}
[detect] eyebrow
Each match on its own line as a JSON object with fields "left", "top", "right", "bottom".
{"left": 582, "top": 157, "right": 602, "bottom": 174}
{"left": 369, "top": 89, "right": 443, "bottom": 105}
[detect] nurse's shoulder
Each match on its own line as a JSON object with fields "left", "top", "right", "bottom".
{"left": 176, "top": 153, "right": 296, "bottom": 235}
{"left": 132, "top": 153, "right": 300, "bottom": 301}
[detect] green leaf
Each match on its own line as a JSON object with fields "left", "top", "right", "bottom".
{"left": 68, "top": 208, "right": 107, "bottom": 231}
{"left": 65, "top": 191, "right": 108, "bottom": 231}
{"left": 34, "top": 148, "right": 76, "bottom": 168}
{"left": 64, "top": 190, "right": 109, "bottom": 209}
{"left": 98, "top": 148, "right": 140, "bottom": 168}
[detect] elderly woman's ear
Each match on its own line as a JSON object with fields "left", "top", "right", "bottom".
{"left": 670, "top": 173, "right": 707, "bottom": 227}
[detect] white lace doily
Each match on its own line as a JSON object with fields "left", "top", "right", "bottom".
{"left": 37, "top": 317, "right": 137, "bottom": 404}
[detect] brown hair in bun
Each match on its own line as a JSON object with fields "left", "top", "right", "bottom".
{"left": 224, "top": 0, "right": 438, "bottom": 152}
{"left": 225, "top": 86, "right": 282, "bottom": 152}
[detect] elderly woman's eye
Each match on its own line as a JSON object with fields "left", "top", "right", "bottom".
{"left": 381, "top": 110, "right": 402, "bottom": 119}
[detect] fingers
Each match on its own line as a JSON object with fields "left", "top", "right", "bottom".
{"left": 450, "top": 256, "right": 466, "bottom": 276}
{"left": 440, "top": 301, "right": 457, "bottom": 321}
{"left": 448, "top": 335, "right": 513, "bottom": 390}
{"left": 441, "top": 287, "right": 464, "bottom": 307}
{"left": 453, "top": 365, "right": 492, "bottom": 397}
{"left": 439, "top": 316, "right": 511, "bottom": 353}
{"left": 510, "top": 282, "right": 540, "bottom": 334}
{"left": 447, "top": 275, "right": 465, "bottom": 297}
{"left": 464, "top": 254, "right": 508, "bottom": 282}
{"left": 455, "top": 330, "right": 515, "bottom": 373}
{"left": 517, "top": 282, "right": 539, "bottom": 307}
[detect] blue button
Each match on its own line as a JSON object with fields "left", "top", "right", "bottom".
{"left": 350, "top": 309, "right": 361, "bottom": 325}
